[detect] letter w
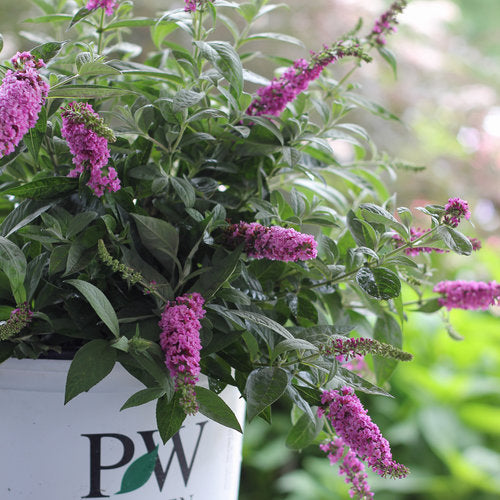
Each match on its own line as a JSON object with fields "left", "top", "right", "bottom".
{"left": 138, "top": 421, "right": 208, "bottom": 490}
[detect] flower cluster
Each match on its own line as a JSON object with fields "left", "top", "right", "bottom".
{"left": 0, "top": 303, "right": 33, "bottom": 341}
{"left": 393, "top": 227, "right": 446, "bottom": 256}
{"left": 320, "top": 437, "right": 373, "bottom": 500}
{"left": 159, "top": 293, "right": 206, "bottom": 414}
{"left": 434, "top": 280, "right": 500, "bottom": 310}
{"left": 247, "top": 42, "right": 371, "bottom": 117}
{"left": 61, "top": 102, "right": 120, "bottom": 197}
{"left": 370, "top": 0, "right": 408, "bottom": 45}
{"left": 322, "top": 337, "right": 413, "bottom": 362}
{"left": 184, "top": 0, "right": 210, "bottom": 12}
{"left": 86, "top": 0, "right": 118, "bottom": 16}
{"left": 225, "top": 221, "right": 318, "bottom": 262}
{"left": 443, "top": 197, "right": 471, "bottom": 227}
{"left": 318, "top": 387, "right": 409, "bottom": 479}
{"left": 469, "top": 237, "right": 482, "bottom": 251}
{"left": 0, "top": 52, "right": 49, "bottom": 158}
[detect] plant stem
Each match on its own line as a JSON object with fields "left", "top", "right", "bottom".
{"left": 97, "top": 9, "right": 106, "bottom": 54}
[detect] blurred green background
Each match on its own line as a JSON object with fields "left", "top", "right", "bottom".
{"left": 1, "top": 1, "right": 499, "bottom": 498}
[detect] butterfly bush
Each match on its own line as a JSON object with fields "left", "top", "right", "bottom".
{"left": 247, "top": 42, "right": 371, "bottom": 117}
{"left": 434, "top": 280, "right": 500, "bottom": 310}
{"left": 0, "top": 1, "right": 497, "bottom": 498}
{"left": 159, "top": 293, "right": 206, "bottom": 414}
{"left": 0, "top": 52, "right": 49, "bottom": 158}
{"left": 224, "top": 221, "right": 318, "bottom": 261}
{"left": 370, "top": 0, "right": 409, "bottom": 46}
{"left": 320, "top": 437, "right": 373, "bottom": 499}
{"left": 61, "top": 101, "right": 120, "bottom": 197}
{"left": 319, "top": 387, "right": 409, "bottom": 480}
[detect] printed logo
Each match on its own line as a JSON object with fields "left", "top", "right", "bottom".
{"left": 81, "top": 421, "right": 208, "bottom": 498}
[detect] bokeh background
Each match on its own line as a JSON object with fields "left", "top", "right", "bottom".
{"left": 2, "top": 1, "right": 500, "bottom": 498}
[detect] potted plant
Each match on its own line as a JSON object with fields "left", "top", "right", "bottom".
{"left": 0, "top": 0, "right": 496, "bottom": 498}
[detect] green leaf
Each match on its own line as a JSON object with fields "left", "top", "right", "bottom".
{"left": 191, "top": 247, "right": 241, "bottom": 300}
{"left": 285, "top": 412, "right": 322, "bottom": 450}
{"left": 334, "top": 366, "right": 393, "bottom": 397}
{"left": 346, "top": 210, "right": 376, "bottom": 249}
{"left": 49, "top": 245, "right": 69, "bottom": 275}
{"left": 231, "top": 309, "right": 294, "bottom": 340}
{"left": 4, "top": 177, "right": 78, "bottom": 200}
{"left": 156, "top": 392, "right": 186, "bottom": 444}
{"left": 25, "top": 253, "right": 48, "bottom": 302}
{"left": 437, "top": 226, "right": 473, "bottom": 255}
{"left": 68, "top": 6, "right": 92, "bottom": 28}
{"left": 241, "top": 32, "right": 305, "bottom": 48}
{"left": 78, "top": 62, "right": 122, "bottom": 77}
{"left": 0, "top": 200, "right": 52, "bottom": 237}
{"left": 373, "top": 313, "right": 402, "bottom": 385}
{"left": 0, "top": 237, "right": 27, "bottom": 303}
{"left": 415, "top": 297, "right": 443, "bottom": 313}
{"left": 66, "top": 211, "right": 98, "bottom": 239}
{"left": 48, "top": 85, "right": 134, "bottom": 99}
{"left": 377, "top": 46, "right": 397, "bottom": 78}
{"left": 272, "top": 338, "right": 318, "bottom": 359}
{"left": 356, "top": 266, "right": 401, "bottom": 300}
{"left": 121, "top": 387, "right": 166, "bottom": 411}
{"left": 24, "top": 106, "right": 47, "bottom": 163}
{"left": 195, "top": 386, "right": 242, "bottom": 433}
{"left": 0, "top": 342, "right": 15, "bottom": 364}
{"left": 170, "top": 177, "right": 196, "bottom": 208}
{"left": 31, "top": 41, "right": 65, "bottom": 63}
{"left": 65, "top": 339, "right": 117, "bottom": 403}
{"left": 195, "top": 41, "right": 243, "bottom": 96}
{"left": 172, "top": 89, "right": 205, "bottom": 112}
{"left": 65, "top": 279, "right": 120, "bottom": 337}
{"left": 360, "top": 203, "right": 409, "bottom": 239}
{"left": 245, "top": 367, "right": 289, "bottom": 421}
{"left": 131, "top": 214, "right": 179, "bottom": 267}
{"left": 0, "top": 34, "right": 3, "bottom": 54}
{"left": 116, "top": 446, "right": 159, "bottom": 495}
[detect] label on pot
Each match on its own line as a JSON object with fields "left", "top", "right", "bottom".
{"left": 0, "top": 359, "right": 245, "bottom": 500}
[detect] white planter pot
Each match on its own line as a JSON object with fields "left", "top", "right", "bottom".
{"left": 0, "top": 358, "right": 245, "bottom": 499}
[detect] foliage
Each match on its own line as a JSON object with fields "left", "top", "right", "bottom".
{"left": 0, "top": 1, "right": 495, "bottom": 498}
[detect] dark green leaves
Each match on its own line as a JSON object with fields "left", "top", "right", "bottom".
{"left": 116, "top": 446, "right": 159, "bottom": 495}
{"left": 194, "top": 41, "right": 243, "bottom": 95}
{"left": 65, "top": 339, "right": 117, "bottom": 403}
{"left": 0, "top": 237, "right": 27, "bottom": 303}
{"left": 156, "top": 393, "right": 186, "bottom": 444}
{"left": 4, "top": 177, "right": 78, "bottom": 200}
{"left": 31, "top": 41, "right": 65, "bottom": 63}
{"left": 65, "top": 279, "right": 120, "bottom": 337}
{"left": 48, "top": 85, "right": 133, "bottom": 99}
{"left": 356, "top": 266, "right": 401, "bottom": 300}
{"left": 195, "top": 386, "right": 242, "bottom": 432}
{"left": 285, "top": 412, "right": 322, "bottom": 450}
{"left": 131, "top": 214, "right": 179, "bottom": 268}
{"left": 245, "top": 367, "right": 289, "bottom": 421}
{"left": 121, "top": 387, "right": 167, "bottom": 411}
{"left": 437, "top": 226, "right": 473, "bottom": 255}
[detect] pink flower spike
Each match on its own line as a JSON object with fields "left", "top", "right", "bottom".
{"left": 225, "top": 221, "right": 318, "bottom": 262}
{"left": 320, "top": 437, "right": 373, "bottom": 499}
{"left": 319, "top": 387, "right": 409, "bottom": 479}
{"left": 0, "top": 52, "right": 49, "bottom": 158}
{"left": 370, "top": 0, "right": 408, "bottom": 46}
{"left": 159, "top": 293, "right": 206, "bottom": 414}
{"left": 433, "top": 280, "right": 500, "bottom": 310}
{"left": 247, "top": 41, "right": 370, "bottom": 117}
{"left": 61, "top": 102, "right": 120, "bottom": 197}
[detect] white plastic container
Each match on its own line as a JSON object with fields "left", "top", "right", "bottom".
{"left": 0, "top": 358, "right": 245, "bottom": 499}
